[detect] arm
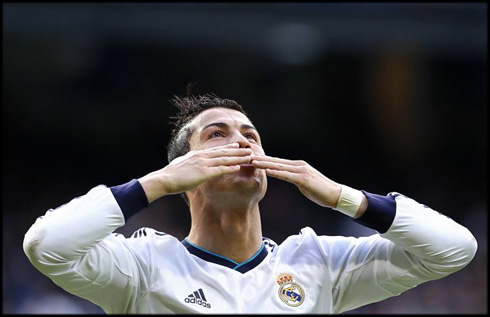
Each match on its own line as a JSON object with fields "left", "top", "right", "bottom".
{"left": 23, "top": 142, "right": 253, "bottom": 312}
{"left": 251, "top": 154, "right": 477, "bottom": 306}
{"left": 329, "top": 192, "right": 477, "bottom": 313}
{"left": 251, "top": 153, "right": 477, "bottom": 259}
{"left": 22, "top": 185, "right": 144, "bottom": 313}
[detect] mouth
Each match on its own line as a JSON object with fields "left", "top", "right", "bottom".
{"left": 238, "top": 164, "right": 256, "bottom": 176}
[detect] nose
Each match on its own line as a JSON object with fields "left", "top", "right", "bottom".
{"left": 233, "top": 133, "right": 252, "bottom": 149}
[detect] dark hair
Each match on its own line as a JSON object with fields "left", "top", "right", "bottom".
{"left": 167, "top": 84, "right": 248, "bottom": 205}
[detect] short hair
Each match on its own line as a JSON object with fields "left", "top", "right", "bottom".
{"left": 167, "top": 84, "right": 248, "bottom": 205}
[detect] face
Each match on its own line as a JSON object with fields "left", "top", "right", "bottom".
{"left": 187, "top": 107, "right": 267, "bottom": 203}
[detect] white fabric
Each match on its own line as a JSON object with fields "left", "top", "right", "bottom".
{"left": 23, "top": 186, "right": 477, "bottom": 314}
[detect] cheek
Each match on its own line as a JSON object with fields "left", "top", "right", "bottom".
{"left": 201, "top": 138, "right": 230, "bottom": 148}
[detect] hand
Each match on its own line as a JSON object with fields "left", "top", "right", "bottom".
{"left": 251, "top": 154, "right": 341, "bottom": 208}
{"left": 140, "top": 143, "right": 253, "bottom": 202}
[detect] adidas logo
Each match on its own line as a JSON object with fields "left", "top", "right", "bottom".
{"left": 184, "top": 288, "right": 211, "bottom": 309}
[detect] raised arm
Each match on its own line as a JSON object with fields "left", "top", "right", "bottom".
{"left": 22, "top": 142, "right": 253, "bottom": 313}
{"left": 251, "top": 153, "right": 477, "bottom": 312}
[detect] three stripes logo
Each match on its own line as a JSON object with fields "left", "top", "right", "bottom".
{"left": 184, "top": 288, "right": 211, "bottom": 309}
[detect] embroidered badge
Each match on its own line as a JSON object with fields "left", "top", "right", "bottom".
{"left": 276, "top": 273, "right": 305, "bottom": 307}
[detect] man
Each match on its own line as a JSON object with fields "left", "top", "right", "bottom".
{"left": 23, "top": 91, "right": 477, "bottom": 314}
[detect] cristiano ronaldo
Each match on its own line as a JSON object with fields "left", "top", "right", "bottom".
{"left": 23, "top": 90, "right": 477, "bottom": 314}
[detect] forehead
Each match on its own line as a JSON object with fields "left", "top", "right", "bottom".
{"left": 191, "top": 107, "right": 254, "bottom": 129}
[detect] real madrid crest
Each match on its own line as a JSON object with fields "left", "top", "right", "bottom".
{"left": 276, "top": 273, "right": 305, "bottom": 307}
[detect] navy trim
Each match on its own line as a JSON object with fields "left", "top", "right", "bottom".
{"left": 235, "top": 244, "right": 267, "bottom": 273}
{"left": 353, "top": 191, "right": 396, "bottom": 234}
{"left": 110, "top": 179, "right": 149, "bottom": 221}
{"left": 181, "top": 239, "right": 268, "bottom": 274}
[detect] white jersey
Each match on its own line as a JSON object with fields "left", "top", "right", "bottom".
{"left": 23, "top": 180, "right": 477, "bottom": 314}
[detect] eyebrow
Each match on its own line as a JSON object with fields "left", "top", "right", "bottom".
{"left": 201, "top": 122, "right": 258, "bottom": 132}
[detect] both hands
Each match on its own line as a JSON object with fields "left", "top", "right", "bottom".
{"left": 139, "top": 143, "right": 341, "bottom": 208}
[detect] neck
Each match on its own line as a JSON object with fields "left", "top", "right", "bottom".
{"left": 187, "top": 196, "right": 263, "bottom": 264}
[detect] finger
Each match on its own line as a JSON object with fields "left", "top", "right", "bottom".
{"left": 264, "top": 168, "right": 301, "bottom": 185}
{"left": 251, "top": 154, "right": 302, "bottom": 166}
{"left": 209, "top": 147, "right": 253, "bottom": 157}
{"left": 216, "top": 142, "right": 240, "bottom": 149}
{"left": 252, "top": 159, "right": 302, "bottom": 172}
{"left": 208, "top": 155, "right": 252, "bottom": 167}
{"left": 208, "top": 164, "right": 242, "bottom": 175}
{"left": 202, "top": 145, "right": 252, "bottom": 158}
{"left": 196, "top": 142, "right": 240, "bottom": 154}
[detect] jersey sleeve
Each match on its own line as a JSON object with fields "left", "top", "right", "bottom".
{"left": 22, "top": 181, "right": 150, "bottom": 313}
{"left": 322, "top": 192, "right": 478, "bottom": 313}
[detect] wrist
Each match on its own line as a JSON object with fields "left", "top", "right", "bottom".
{"left": 138, "top": 171, "right": 168, "bottom": 203}
{"left": 110, "top": 179, "right": 149, "bottom": 221}
{"left": 333, "top": 184, "right": 365, "bottom": 218}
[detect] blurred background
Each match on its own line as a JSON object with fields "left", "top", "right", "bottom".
{"left": 2, "top": 3, "right": 487, "bottom": 314}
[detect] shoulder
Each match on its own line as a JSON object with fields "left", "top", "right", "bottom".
{"left": 114, "top": 227, "right": 183, "bottom": 251}
{"left": 277, "top": 227, "right": 382, "bottom": 258}
{"left": 270, "top": 227, "right": 328, "bottom": 255}
{"left": 281, "top": 226, "right": 328, "bottom": 245}
{"left": 110, "top": 228, "right": 188, "bottom": 263}
{"left": 128, "top": 227, "right": 170, "bottom": 239}
{"left": 263, "top": 230, "right": 327, "bottom": 258}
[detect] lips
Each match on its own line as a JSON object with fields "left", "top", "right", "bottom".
{"left": 238, "top": 164, "right": 256, "bottom": 176}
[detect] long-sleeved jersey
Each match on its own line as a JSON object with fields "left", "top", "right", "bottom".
{"left": 23, "top": 179, "right": 477, "bottom": 314}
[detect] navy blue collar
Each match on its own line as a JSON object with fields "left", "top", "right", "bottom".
{"left": 181, "top": 238, "right": 268, "bottom": 274}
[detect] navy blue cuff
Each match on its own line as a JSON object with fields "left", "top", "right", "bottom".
{"left": 110, "top": 179, "right": 149, "bottom": 221}
{"left": 353, "top": 191, "right": 396, "bottom": 234}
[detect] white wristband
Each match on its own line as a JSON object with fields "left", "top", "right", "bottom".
{"left": 334, "top": 185, "right": 364, "bottom": 218}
